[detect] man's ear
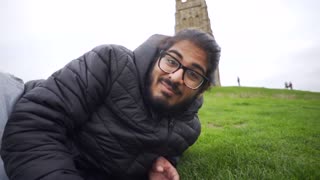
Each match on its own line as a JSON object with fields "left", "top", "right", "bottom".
{"left": 198, "top": 82, "right": 211, "bottom": 95}
{"left": 196, "top": 93, "right": 204, "bottom": 99}
{"left": 197, "top": 85, "right": 208, "bottom": 98}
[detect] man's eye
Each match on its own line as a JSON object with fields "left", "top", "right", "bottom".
{"left": 168, "top": 59, "right": 176, "bottom": 64}
{"left": 186, "top": 70, "right": 202, "bottom": 81}
{"left": 166, "top": 58, "right": 178, "bottom": 66}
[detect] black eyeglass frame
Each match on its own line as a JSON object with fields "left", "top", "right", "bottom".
{"left": 158, "top": 51, "right": 209, "bottom": 90}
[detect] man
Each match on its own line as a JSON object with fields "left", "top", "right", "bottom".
{"left": 1, "top": 29, "right": 220, "bottom": 180}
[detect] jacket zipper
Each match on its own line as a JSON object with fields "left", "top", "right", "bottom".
{"left": 167, "top": 118, "right": 175, "bottom": 141}
{"left": 162, "top": 118, "right": 175, "bottom": 158}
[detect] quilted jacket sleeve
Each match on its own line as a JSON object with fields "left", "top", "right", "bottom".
{"left": 1, "top": 45, "right": 130, "bottom": 180}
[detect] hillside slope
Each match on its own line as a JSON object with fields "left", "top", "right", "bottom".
{"left": 178, "top": 87, "right": 320, "bottom": 180}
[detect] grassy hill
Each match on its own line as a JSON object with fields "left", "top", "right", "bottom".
{"left": 178, "top": 87, "right": 320, "bottom": 180}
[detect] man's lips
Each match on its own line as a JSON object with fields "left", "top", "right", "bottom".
{"left": 160, "top": 79, "right": 181, "bottom": 97}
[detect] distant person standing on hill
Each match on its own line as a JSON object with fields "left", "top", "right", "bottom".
{"left": 289, "top": 81, "right": 293, "bottom": 90}
{"left": 237, "top": 76, "right": 240, "bottom": 86}
{"left": 1, "top": 29, "right": 221, "bottom": 180}
{"left": 285, "top": 82, "right": 289, "bottom": 89}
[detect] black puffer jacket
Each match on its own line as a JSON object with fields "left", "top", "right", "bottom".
{"left": 1, "top": 35, "right": 202, "bottom": 180}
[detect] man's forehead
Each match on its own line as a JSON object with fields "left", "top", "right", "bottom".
{"left": 169, "top": 40, "right": 206, "bottom": 57}
{"left": 167, "top": 40, "right": 208, "bottom": 73}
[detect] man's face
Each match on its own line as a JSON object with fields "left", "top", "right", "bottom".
{"left": 147, "top": 40, "right": 208, "bottom": 112}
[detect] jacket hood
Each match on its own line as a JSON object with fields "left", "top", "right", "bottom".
{"left": 133, "top": 34, "right": 169, "bottom": 92}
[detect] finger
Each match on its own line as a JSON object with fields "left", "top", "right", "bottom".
{"left": 172, "top": 173, "right": 180, "bottom": 180}
{"left": 167, "top": 165, "right": 179, "bottom": 180}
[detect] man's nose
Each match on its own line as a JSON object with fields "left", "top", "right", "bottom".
{"left": 169, "top": 68, "right": 184, "bottom": 84}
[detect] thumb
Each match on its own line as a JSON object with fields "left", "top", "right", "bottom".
{"left": 153, "top": 156, "right": 167, "bottom": 172}
{"left": 156, "top": 165, "right": 164, "bottom": 172}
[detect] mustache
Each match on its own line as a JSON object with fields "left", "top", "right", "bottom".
{"left": 160, "top": 78, "right": 182, "bottom": 95}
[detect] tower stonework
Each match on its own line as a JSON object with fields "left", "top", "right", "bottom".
{"left": 175, "top": 0, "right": 221, "bottom": 86}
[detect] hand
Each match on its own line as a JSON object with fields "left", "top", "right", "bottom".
{"left": 149, "top": 156, "right": 180, "bottom": 180}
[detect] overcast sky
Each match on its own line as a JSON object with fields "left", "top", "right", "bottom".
{"left": 1, "top": 0, "right": 320, "bottom": 92}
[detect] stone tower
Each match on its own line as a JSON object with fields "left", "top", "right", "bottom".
{"left": 175, "top": 0, "right": 221, "bottom": 86}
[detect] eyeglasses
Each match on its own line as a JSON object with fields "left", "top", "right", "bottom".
{"left": 158, "top": 51, "right": 209, "bottom": 90}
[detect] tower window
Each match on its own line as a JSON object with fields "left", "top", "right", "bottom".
{"left": 181, "top": 0, "right": 187, "bottom": 3}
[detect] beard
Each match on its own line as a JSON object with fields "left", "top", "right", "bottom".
{"left": 145, "top": 75, "right": 198, "bottom": 116}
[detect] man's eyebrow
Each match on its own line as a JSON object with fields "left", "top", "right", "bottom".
{"left": 167, "top": 49, "right": 206, "bottom": 75}
{"left": 191, "top": 63, "right": 206, "bottom": 75}
{"left": 167, "top": 49, "right": 183, "bottom": 60}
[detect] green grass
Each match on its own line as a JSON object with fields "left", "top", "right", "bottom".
{"left": 178, "top": 86, "right": 320, "bottom": 180}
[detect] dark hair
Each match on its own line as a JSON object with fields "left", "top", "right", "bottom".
{"left": 159, "top": 28, "right": 221, "bottom": 92}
